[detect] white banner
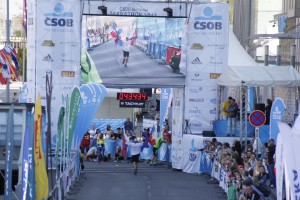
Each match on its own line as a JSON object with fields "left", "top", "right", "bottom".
{"left": 275, "top": 132, "right": 284, "bottom": 200}
{"left": 279, "top": 116, "right": 300, "bottom": 200}
{"left": 82, "top": 1, "right": 187, "bottom": 17}
{"left": 171, "top": 88, "right": 184, "bottom": 169}
{"left": 34, "top": 0, "right": 81, "bottom": 147}
{"left": 181, "top": 135, "right": 204, "bottom": 173}
{"left": 26, "top": 0, "right": 37, "bottom": 103}
{"left": 185, "top": 3, "right": 229, "bottom": 134}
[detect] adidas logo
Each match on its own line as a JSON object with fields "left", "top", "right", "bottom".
{"left": 191, "top": 57, "right": 202, "bottom": 64}
{"left": 42, "top": 54, "right": 53, "bottom": 62}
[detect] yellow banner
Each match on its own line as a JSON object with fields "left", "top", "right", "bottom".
{"left": 34, "top": 94, "right": 49, "bottom": 199}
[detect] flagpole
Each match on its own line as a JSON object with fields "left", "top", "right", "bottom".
{"left": 6, "top": 0, "right": 10, "bottom": 102}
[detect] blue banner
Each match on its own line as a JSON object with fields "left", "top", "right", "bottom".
{"left": 73, "top": 84, "right": 107, "bottom": 150}
{"left": 160, "top": 88, "right": 172, "bottom": 132}
{"left": 278, "top": 15, "right": 287, "bottom": 33}
{"left": 27, "top": 109, "right": 35, "bottom": 200}
{"left": 22, "top": 121, "right": 30, "bottom": 200}
{"left": 269, "top": 98, "right": 286, "bottom": 142}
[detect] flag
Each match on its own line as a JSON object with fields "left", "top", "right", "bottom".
{"left": 68, "top": 87, "right": 81, "bottom": 154}
{"left": 56, "top": 106, "right": 65, "bottom": 165}
{"left": 23, "top": 0, "right": 27, "bottom": 31}
{"left": 34, "top": 94, "right": 49, "bottom": 200}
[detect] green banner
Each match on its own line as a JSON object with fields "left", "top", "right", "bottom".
{"left": 81, "top": 49, "right": 102, "bottom": 83}
{"left": 56, "top": 106, "right": 65, "bottom": 165}
{"left": 68, "top": 87, "right": 81, "bottom": 154}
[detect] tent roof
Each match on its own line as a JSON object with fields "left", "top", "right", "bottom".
{"left": 217, "top": 65, "right": 300, "bottom": 87}
{"left": 228, "top": 26, "right": 258, "bottom": 67}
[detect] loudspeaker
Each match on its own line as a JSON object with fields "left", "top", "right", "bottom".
{"left": 143, "top": 88, "right": 152, "bottom": 97}
{"left": 202, "top": 131, "right": 216, "bottom": 137}
{"left": 255, "top": 103, "right": 265, "bottom": 113}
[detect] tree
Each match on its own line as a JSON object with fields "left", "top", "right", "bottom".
{"left": 13, "top": 30, "right": 22, "bottom": 37}
{"left": 17, "top": 47, "right": 26, "bottom": 81}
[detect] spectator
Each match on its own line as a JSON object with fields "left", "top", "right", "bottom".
{"left": 239, "top": 184, "right": 260, "bottom": 200}
{"left": 222, "top": 96, "right": 233, "bottom": 120}
{"left": 227, "top": 179, "right": 237, "bottom": 200}
{"left": 97, "top": 133, "right": 105, "bottom": 164}
{"left": 267, "top": 139, "right": 276, "bottom": 188}
{"left": 227, "top": 98, "right": 238, "bottom": 137}
{"left": 80, "top": 130, "right": 90, "bottom": 154}
{"left": 150, "top": 136, "right": 164, "bottom": 165}
{"left": 89, "top": 125, "right": 97, "bottom": 148}
{"left": 244, "top": 162, "right": 253, "bottom": 177}
{"left": 258, "top": 167, "right": 268, "bottom": 187}
{"left": 115, "top": 146, "right": 124, "bottom": 162}
{"left": 265, "top": 99, "right": 272, "bottom": 125}
{"left": 86, "top": 146, "right": 98, "bottom": 161}
{"left": 249, "top": 153, "right": 257, "bottom": 169}
{"left": 12, "top": 92, "right": 19, "bottom": 103}
{"left": 124, "top": 118, "right": 134, "bottom": 133}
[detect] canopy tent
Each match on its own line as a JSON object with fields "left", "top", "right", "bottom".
{"left": 217, "top": 65, "right": 300, "bottom": 87}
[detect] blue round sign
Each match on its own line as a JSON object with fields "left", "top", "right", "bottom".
{"left": 249, "top": 110, "right": 266, "bottom": 127}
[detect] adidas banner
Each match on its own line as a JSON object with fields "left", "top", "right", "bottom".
{"left": 185, "top": 3, "right": 229, "bottom": 134}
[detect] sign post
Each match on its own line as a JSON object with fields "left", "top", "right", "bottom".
{"left": 249, "top": 110, "right": 266, "bottom": 158}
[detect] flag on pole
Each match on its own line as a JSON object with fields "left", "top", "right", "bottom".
{"left": 34, "top": 94, "right": 49, "bottom": 200}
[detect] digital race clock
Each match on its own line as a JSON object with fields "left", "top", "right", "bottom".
{"left": 117, "top": 93, "right": 148, "bottom": 101}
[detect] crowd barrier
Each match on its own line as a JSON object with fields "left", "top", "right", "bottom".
{"left": 138, "top": 41, "right": 179, "bottom": 65}
{"left": 46, "top": 152, "right": 80, "bottom": 200}
{"left": 200, "top": 152, "right": 267, "bottom": 198}
{"left": 87, "top": 33, "right": 110, "bottom": 49}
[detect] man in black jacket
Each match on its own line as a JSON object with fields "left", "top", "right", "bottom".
{"left": 227, "top": 98, "right": 238, "bottom": 137}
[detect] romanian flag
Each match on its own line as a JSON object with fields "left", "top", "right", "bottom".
{"left": 34, "top": 94, "right": 49, "bottom": 200}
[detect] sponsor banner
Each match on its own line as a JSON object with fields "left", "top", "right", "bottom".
{"left": 34, "top": 0, "right": 81, "bottom": 150}
{"left": 275, "top": 132, "right": 284, "bottom": 200}
{"left": 34, "top": 95, "right": 49, "bottom": 200}
{"left": 172, "top": 88, "right": 184, "bottom": 169}
{"left": 68, "top": 87, "right": 81, "bottom": 154}
{"left": 56, "top": 106, "right": 65, "bottom": 166}
{"left": 82, "top": 1, "right": 187, "bottom": 17}
{"left": 160, "top": 88, "right": 172, "bottom": 132}
{"left": 26, "top": 0, "right": 36, "bottom": 103}
{"left": 22, "top": 121, "right": 30, "bottom": 200}
{"left": 181, "top": 135, "right": 204, "bottom": 173}
{"left": 73, "top": 84, "right": 107, "bottom": 150}
{"left": 279, "top": 117, "right": 300, "bottom": 200}
{"left": 185, "top": 85, "right": 217, "bottom": 133}
{"left": 185, "top": 3, "right": 228, "bottom": 133}
{"left": 119, "top": 100, "right": 145, "bottom": 108}
{"left": 270, "top": 98, "right": 286, "bottom": 142}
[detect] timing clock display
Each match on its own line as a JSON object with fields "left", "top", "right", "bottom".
{"left": 117, "top": 93, "right": 148, "bottom": 101}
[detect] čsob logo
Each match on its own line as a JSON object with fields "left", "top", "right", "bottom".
{"left": 194, "top": 7, "right": 222, "bottom": 30}
{"left": 189, "top": 139, "right": 197, "bottom": 161}
{"left": 44, "top": 3, "right": 73, "bottom": 27}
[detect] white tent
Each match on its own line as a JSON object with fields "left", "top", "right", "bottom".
{"left": 217, "top": 65, "right": 300, "bottom": 87}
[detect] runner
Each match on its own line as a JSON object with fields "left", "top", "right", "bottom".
{"left": 126, "top": 136, "right": 143, "bottom": 175}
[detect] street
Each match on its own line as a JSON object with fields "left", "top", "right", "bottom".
{"left": 66, "top": 161, "right": 227, "bottom": 200}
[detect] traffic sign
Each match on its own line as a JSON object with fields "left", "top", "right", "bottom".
{"left": 249, "top": 110, "right": 266, "bottom": 127}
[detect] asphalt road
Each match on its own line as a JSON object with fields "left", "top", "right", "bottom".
{"left": 89, "top": 41, "right": 185, "bottom": 88}
{"left": 66, "top": 161, "right": 227, "bottom": 200}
